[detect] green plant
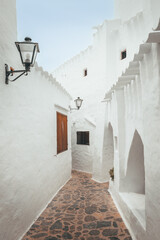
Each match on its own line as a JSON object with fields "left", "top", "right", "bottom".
{"left": 109, "top": 167, "right": 114, "bottom": 181}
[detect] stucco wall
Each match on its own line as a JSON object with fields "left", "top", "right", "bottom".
{"left": 114, "top": 0, "right": 147, "bottom": 21}
{"left": 52, "top": 0, "right": 160, "bottom": 182}
{"left": 53, "top": 1, "right": 160, "bottom": 239}
{"left": 140, "top": 43, "right": 160, "bottom": 240}
{"left": 71, "top": 113, "right": 96, "bottom": 173}
{"left": 106, "top": 40, "right": 160, "bottom": 240}
{"left": 0, "top": 1, "right": 72, "bottom": 239}
{"left": 52, "top": 20, "right": 120, "bottom": 179}
{"left": 70, "top": 101, "right": 106, "bottom": 176}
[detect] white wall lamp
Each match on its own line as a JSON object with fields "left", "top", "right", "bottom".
{"left": 5, "top": 37, "right": 40, "bottom": 84}
{"left": 69, "top": 97, "right": 83, "bottom": 111}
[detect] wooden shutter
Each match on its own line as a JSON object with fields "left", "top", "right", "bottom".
{"left": 57, "top": 112, "right": 68, "bottom": 154}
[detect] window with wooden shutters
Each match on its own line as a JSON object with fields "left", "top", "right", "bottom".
{"left": 57, "top": 112, "right": 68, "bottom": 154}
{"left": 77, "top": 131, "right": 89, "bottom": 145}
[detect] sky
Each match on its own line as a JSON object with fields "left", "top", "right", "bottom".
{"left": 16, "top": 0, "right": 114, "bottom": 73}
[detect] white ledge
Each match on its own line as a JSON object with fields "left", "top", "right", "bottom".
{"left": 153, "top": 18, "right": 160, "bottom": 31}
{"left": 123, "top": 68, "right": 140, "bottom": 76}
{"left": 118, "top": 76, "right": 135, "bottom": 81}
{"left": 54, "top": 104, "right": 69, "bottom": 112}
{"left": 133, "top": 54, "right": 144, "bottom": 61}
{"left": 146, "top": 31, "right": 160, "bottom": 43}
{"left": 129, "top": 61, "right": 140, "bottom": 69}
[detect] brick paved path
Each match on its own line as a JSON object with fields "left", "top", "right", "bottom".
{"left": 23, "top": 170, "right": 132, "bottom": 240}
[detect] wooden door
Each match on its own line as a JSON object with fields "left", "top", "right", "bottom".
{"left": 57, "top": 112, "right": 68, "bottom": 154}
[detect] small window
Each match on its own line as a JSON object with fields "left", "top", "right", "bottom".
{"left": 57, "top": 112, "right": 68, "bottom": 154}
{"left": 121, "top": 50, "right": 127, "bottom": 60}
{"left": 84, "top": 69, "right": 87, "bottom": 77}
{"left": 77, "top": 131, "right": 89, "bottom": 145}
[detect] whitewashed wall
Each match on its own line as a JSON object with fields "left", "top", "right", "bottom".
{"left": 114, "top": 0, "right": 147, "bottom": 22}
{"left": 114, "top": 0, "right": 160, "bottom": 30}
{"left": 102, "top": 2, "right": 160, "bottom": 239}
{"left": 52, "top": 0, "right": 160, "bottom": 181}
{"left": 107, "top": 42, "right": 160, "bottom": 240}
{"left": 53, "top": 1, "right": 160, "bottom": 240}
{"left": 0, "top": 1, "right": 72, "bottom": 239}
{"left": 52, "top": 20, "right": 120, "bottom": 178}
{"left": 71, "top": 111, "right": 96, "bottom": 173}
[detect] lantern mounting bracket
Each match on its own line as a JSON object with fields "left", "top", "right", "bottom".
{"left": 69, "top": 97, "right": 83, "bottom": 111}
{"left": 69, "top": 106, "right": 79, "bottom": 111}
{"left": 5, "top": 64, "right": 29, "bottom": 84}
{"left": 5, "top": 37, "right": 39, "bottom": 85}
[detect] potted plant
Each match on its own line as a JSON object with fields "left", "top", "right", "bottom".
{"left": 109, "top": 167, "right": 114, "bottom": 181}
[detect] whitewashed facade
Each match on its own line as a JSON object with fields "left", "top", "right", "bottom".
{"left": 0, "top": 1, "right": 72, "bottom": 240}
{"left": 52, "top": 0, "right": 160, "bottom": 239}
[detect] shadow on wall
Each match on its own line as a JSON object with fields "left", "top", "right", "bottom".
{"left": 102, "top": 123, "right": 114, "bottom": 181}
{"left": 121, "top": 130, "right": 145, "bottom": 194}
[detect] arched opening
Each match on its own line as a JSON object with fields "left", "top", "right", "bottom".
{"left": 102, "top": 123, "right": 114, "bottom": 181}
{"left": 120, "top": 130, "right": 146, "bottom": 227}
{"left": 123, "top": 130, "right": 145, "bottom": 194}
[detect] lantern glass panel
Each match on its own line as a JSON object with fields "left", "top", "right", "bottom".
{"left": 19, "top": 43, "right": 35, "bottom": 65}
{"left": 31, "top": 45, "right": 38, "bottom": 66}
{"left": 75, "top": 97, "right": 83, "bottom": 109}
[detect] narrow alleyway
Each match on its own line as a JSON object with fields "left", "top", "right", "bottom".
{"left": 23, "top": 171, "right": 132, "bottom": 240}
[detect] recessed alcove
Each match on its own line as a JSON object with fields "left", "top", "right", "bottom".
{"left": 102, "top": 123, "right": 114, "bottom": 180}
{"left": 123, "top": 130, "right": 145, "bottom": 193}
{"left": 120, "top": 130, "right": 146, "bottom": 228}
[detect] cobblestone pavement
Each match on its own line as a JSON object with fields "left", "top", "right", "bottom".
{"left": 22, "top": 170, "right": 132, "bottom": 240}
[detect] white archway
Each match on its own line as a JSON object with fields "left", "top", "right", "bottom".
{"left": 122, "top": 130, "right": 145, "bottom": 194}
{"left": 102, "top": 123, "right": 114, "bottom": 181}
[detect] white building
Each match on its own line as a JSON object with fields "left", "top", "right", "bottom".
{"left": 52, "top": 0, "right": 160, "bottom": 239}
{"left": 0, "top": 1, "right": 72, "bottom": 240}
{"left": 1, "top": 0, "right": 160, "bottom": 239}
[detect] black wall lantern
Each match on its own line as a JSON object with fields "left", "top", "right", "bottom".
{"left": 69, "top": 97, "right": 83, "bottom": 111}
{"left": 5, "top": 37, "right": 40, "bottom": 84}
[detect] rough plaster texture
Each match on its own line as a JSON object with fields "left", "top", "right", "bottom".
{"left": 114, "top": 0, "right": 146, "bottom": 22}
{"left": 102, "top": 123, "right": 114, "bottom": 181}
{"left": 70, "top": 102, "right": 107, "bottom": 177}
{"left": 121, "top": 130, "right": 145, "bottom": 194}
{"left": 52, "top": 1, "right": 160, "bottom": 240}
{"left": 71, "top": 115, "right": 95, "bottom": 173}
{"left": 107, "top": 40, "right": 160, "bottom": 240}
{"left": 0, "top": 1, "right": 72, "bottom": 239}
{"left": 52, "top": 0, "right": 160, "bottom": 184}
{"left": 52, "top": 20, "right": 119, "bottom": 182}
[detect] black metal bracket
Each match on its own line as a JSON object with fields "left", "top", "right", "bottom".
{"left": 5, "top": 64, "right": 29, "bottom": 84}
{"left": 69, "top": 106, "right": 78, "bottom": 111}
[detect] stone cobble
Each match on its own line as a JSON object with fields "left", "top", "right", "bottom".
{"left": 22, "top": 170, "right": 132, "bottom": 240}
